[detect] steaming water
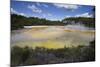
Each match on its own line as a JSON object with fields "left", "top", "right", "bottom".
{"left": 11, "top": 24, "right": 95, "bottom": 49}
{"left": 64, "top": 24, "right": 94, "bottom": 31}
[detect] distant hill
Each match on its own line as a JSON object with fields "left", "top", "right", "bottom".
{"left": 11, "top": 14, "right": 95, "bottom": 30}
{"left": 11, "top": 14, "right": 63, "bottom": 30}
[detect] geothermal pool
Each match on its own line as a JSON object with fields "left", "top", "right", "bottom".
{"left": 11, "top": 25, "right": 95, "bottom": 49}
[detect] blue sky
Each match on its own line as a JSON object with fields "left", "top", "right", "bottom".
{"left": 11, "top": 0, "right": 94, "bottom": 21}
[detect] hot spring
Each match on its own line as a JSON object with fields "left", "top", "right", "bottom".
{"left": 11, "top": 24, "right": 95, "bottom": 49}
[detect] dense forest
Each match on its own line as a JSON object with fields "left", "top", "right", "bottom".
{"left": 11, "top": 40, "right": 95, "bottom": 66}
{"left": 11, "top": 14, "right": 62, "bottom": 30}
{"left": 11, "top": 14, "right": 95, "bottom": 30}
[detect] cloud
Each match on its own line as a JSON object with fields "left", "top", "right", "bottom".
{"left": 53, "top": 3, "right": 80, "bottom": 11}
{"left": 75, "top": 12, "right": 93, "bottom": 17}
{"left": 28, "top": 5, "right": 42, "bottom": 13}
{"left": 42, "top": 4, "right": 48, "bottom": 8}
{"left": 11, "top": 8, "right": 27, "bottom": 17}
{"left": 65, "top": 15, "right": 71, "bottom": 18}
{"left": 19, "top": 13, "right": 26, "bottom": 16}
{"left": 36, "top": 2, "right": 41, "bottom": 6}
{"left": 11, "top": 8, "right": 18, "bottom": 14}
{"left": 42, "top": 13, "right": 52, "bottom": 18}
{"left": 36, "top": 2, "right": 48, "bottom": 8}
{"left": 42, "top": 14, "right": 46, "bottom": 18}
{"left": 47, "top": 13, "right": 52, "bottom": 16}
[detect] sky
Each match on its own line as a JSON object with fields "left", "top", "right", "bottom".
{"left": 11, "top": 0, "right": 95, "bottom": 21}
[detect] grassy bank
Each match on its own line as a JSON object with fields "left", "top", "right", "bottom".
{"left": 11, "top": 40, "right": 95, "bottom": 67}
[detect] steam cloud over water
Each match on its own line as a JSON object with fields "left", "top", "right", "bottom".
{"left": 64, "top": 23, "right": 94, "bottom": 31}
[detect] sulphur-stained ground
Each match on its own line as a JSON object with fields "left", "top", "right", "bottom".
{"left": 11, "top": 26, "right": 95, "bottom": 49}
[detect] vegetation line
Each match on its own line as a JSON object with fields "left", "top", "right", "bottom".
{"left": 11, "top": 40, "right": 95, "bottom": 66}
{"left": 11, "top": 14, "right": 95, "bottom": 30}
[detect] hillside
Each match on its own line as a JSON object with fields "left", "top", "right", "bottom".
{"left": 11, "top": 14, "right": 95, "bottom": 30}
